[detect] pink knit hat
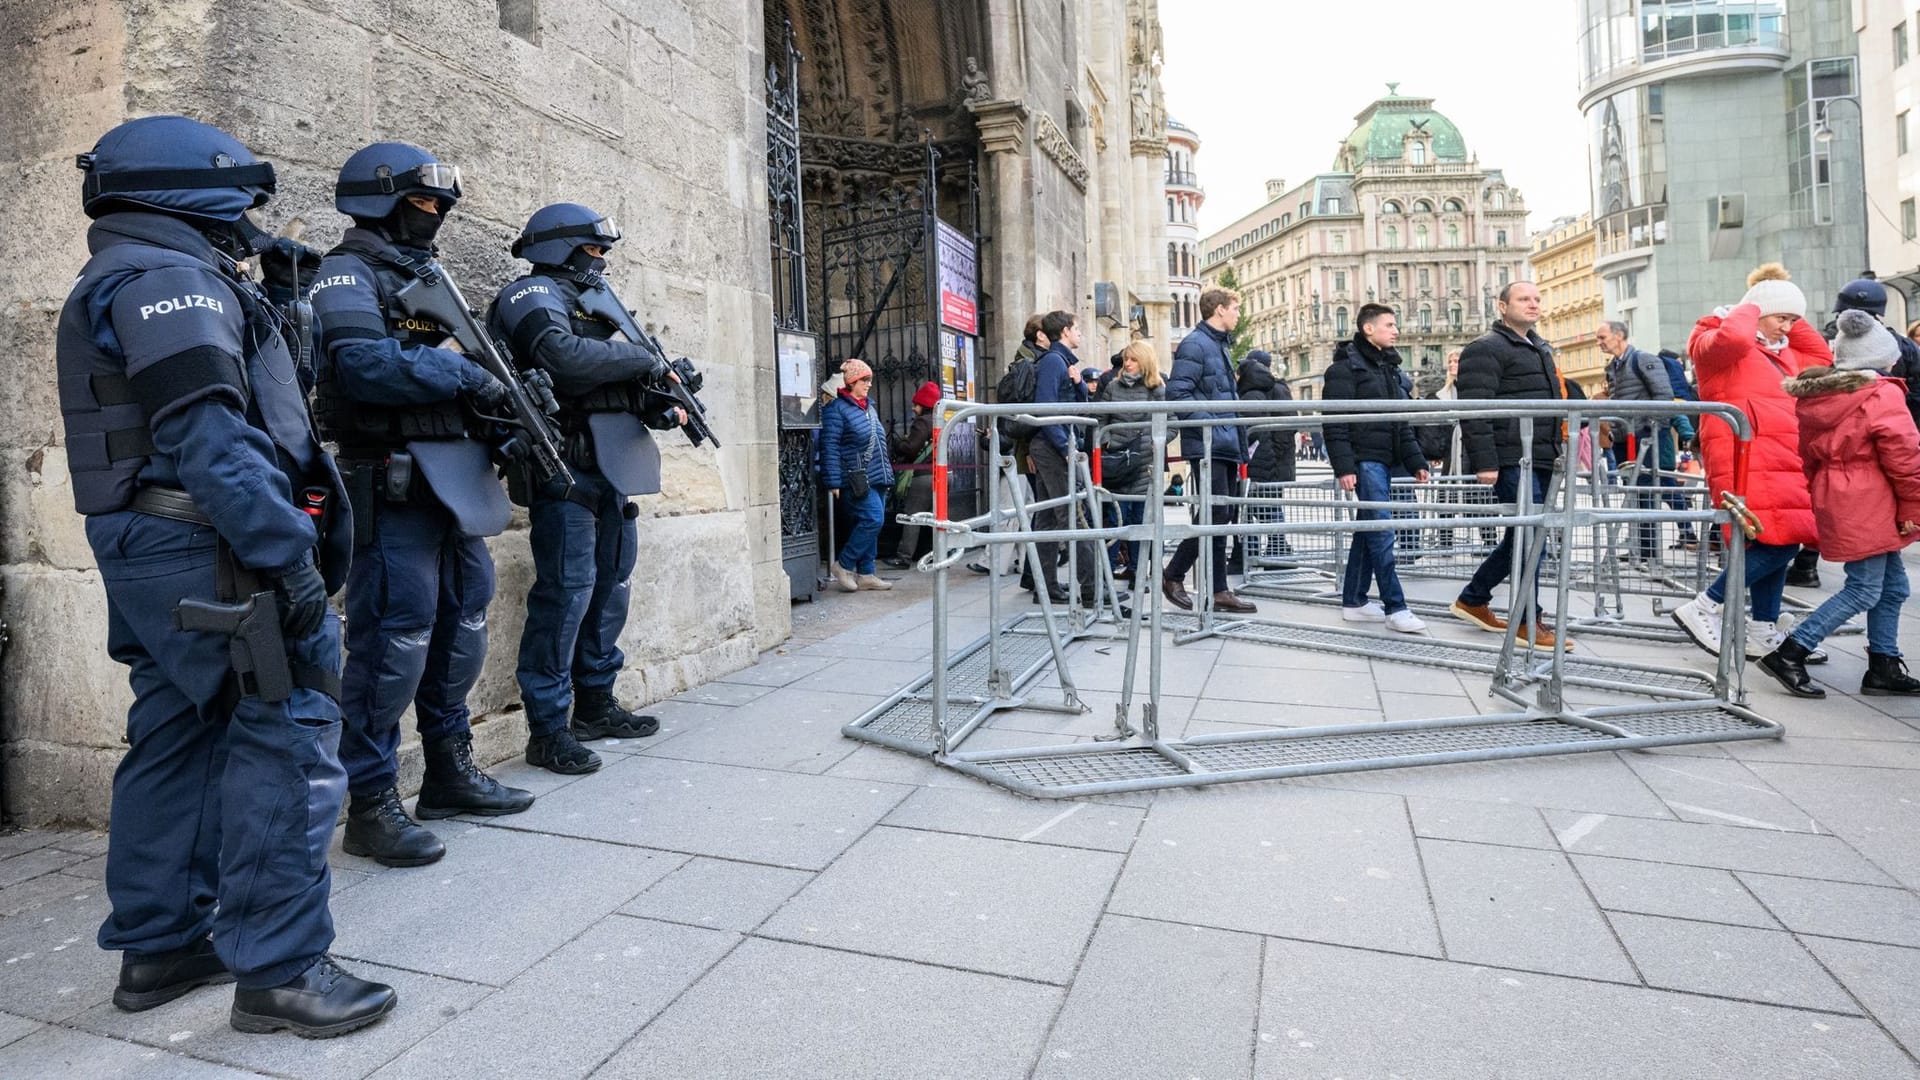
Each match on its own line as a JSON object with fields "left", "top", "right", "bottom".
{"left": 840, "top": 358, "right": 873, "bottom": 383}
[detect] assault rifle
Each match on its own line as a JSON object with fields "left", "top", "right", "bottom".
{"left": 392, "top": 263, "right": 574, "bottom": 487}
{"left": 572, "top": 285, "right": 719, "bottom": 449}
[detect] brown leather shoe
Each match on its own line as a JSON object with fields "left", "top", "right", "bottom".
{"left": 1213, "top": 590, "right": 1258, "bottom": 614}
{"left": 1449, "top": 600, "right": 1507, "bottom": 632}
{"left": 1162, "top": 578, "right": 1193, "bottom": 611}
{"left": 1515, "top": 622, "right": 1574, "bottom": 652}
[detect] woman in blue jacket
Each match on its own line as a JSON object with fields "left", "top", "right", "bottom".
{"left": 821, "top": 359, "right": 897, "bottom": 591}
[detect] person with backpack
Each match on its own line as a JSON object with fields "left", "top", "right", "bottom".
{"left": 1029, "top": 310, "right": 1102, "bottom": 605}
{"left": 1163, "top": 288, "right": 1258, "bottom": 613}
{"left": 1236, "top": 350, "right": 1294, "bottom": 561}
{"left": 984, "top": 316, "right": 1047, "bottom": 582}
{"left": 887, "top": 381, "right": 942, "bottom": 568}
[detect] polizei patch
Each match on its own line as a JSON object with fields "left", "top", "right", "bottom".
{"left": 139, "top": 294, "right": 225, "bottom": 319}
{"left": 507, "top": 284, "right": 552, "bottom": 304}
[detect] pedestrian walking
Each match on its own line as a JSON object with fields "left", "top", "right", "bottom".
{"left": 489, "top": 202, "right": 691, "bottom": 776}
{"left": 61, "top": 115, "right": 394, "bottom": 1037}
{"left": 1030, "top": 310, "right": 1102, "bottom": 605}
{"left": 312, "top": 141, "right": 534, "bottom": 868}
{"left": 1447, "top": 282, "right": 1572, "bottom": 650}
{"left": 1670, "top": 263, "right": 1829, "bottom": 661}
{"left": 1236, "top": 350, "right": 1295, "bottom": 561}
{"left": 1096, "top": 340, "right": 1167, "bottom": 581}
{"left": 1597, "top": 320, "right": 1682, "bottom": 563}
{"left": 1760, "top": 310, "right": 1920, "bottom": 698}
{"left": 1324, "top": 305, "right": 1429, "bottom": 632}
{"left": 888, "top": 381, "right": 942, "bottom": 568}
{"left": 820, "top": 359, "right": 896, "bottom": 592}
{"left": 1163, "top": 289, "right": 1258, "bottom": 613}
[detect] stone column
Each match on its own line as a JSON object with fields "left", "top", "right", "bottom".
{"left": 972, "top": 99, "right": 1033, "bottom": 376}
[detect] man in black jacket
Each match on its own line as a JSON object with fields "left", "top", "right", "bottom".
{"left": 1448, "top": 282, "right": 1571, "bottom": 650}
{"left": 1324, "top": 306, "right": 1430, "bottom": 632}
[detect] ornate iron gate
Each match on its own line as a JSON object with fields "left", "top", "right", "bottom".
{"left": 768, "top": 21, "right": 819, "bottom": 601}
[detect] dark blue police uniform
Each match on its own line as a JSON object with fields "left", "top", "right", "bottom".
{"left": 60, "top": 115, "right": 393, "bottom": 1037}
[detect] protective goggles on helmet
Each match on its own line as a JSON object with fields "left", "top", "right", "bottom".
{"left": 521, "top": 216, "right": 621, "bottom": 248}
{"left": 335, "top": 161, "right": 463, "bottom": 201}
{"left": 76, "top": 151, "right": 277, "bottom": 204}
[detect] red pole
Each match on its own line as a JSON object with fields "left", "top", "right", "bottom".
{"left": 932, "top": 423, "right": 947, "bottom": 521}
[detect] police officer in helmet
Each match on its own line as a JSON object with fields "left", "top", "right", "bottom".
{"left": 309, "top": 142, "right": 533, "bottom": 867}
{"left": 59, "top": 115, "right": 394, "bottom": 1036}
{"left": 489, "top": 203, "right": 688, "bottom": 774}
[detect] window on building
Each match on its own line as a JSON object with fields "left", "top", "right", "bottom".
{"left": 1495, "top": 229, "right": 1508, "bottom": 246}
{"left": 1415, "top": 224, "right": 1430, "bottom": 248}
{"left": 1382, "top": 199, "right": 1403, "bottom": 214}
{"left": 1905, "top": 198, "right": 1917, "bottom": 239}
{"left": 1903, "top": 111, "right": 1912, "bottom": 156}
{"left": 1335, "top": 307, "right": 1350, "bottom": 337}
{"left": 1333, "top": 233, "right": 1347, "bottom": 252}
{"left": 1168, "top": 243, "right": 1178, "bottom": 277}
{"left": 1385, "top": 225, "right": 1399, "bottom": 248}
{"left": 1334, "top": 270, "right": 1348, "bottom": 293}
{"left": 1443, "top": 198, "right": 1464, "bottom": 212}
{"left": 1497, "top": 265, "right": 1511, "bottom": 286}
{"left": 1419, "top": 306, "right": 1433, "bottom": 331}
{"left": 1897, "top": 22, "right": 1909, "bottom": 68}
{"left": 1446, "top": 223, "right": 1461, "bottom": 247}
{"left": 1491, "top": 191, "right": 1506, "bottom": 209}
{"left": 1409, "top": 141, "right": 1427, "bottom": 165}
{"left": 1418, "top": 268, "right": 1431, "bottom": 291}
{"left": 1413, "top": 199, "right": 1434, "bottom": 214}
{"left": 1448, "top": 267, "right": 1462, "bottom": 291}
{"left": 1328, "top": 198, "right": 1343, "bottom": 214}
{"left": 1386, "top": 268, "right": 1401, "bottom": 294}
{"left": 1450, "top": 304, "right": 1463, "bottom": 331}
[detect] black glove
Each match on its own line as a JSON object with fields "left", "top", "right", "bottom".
{"left": 523, "top": 368, "right": 561, "bottom": 416}
{"left": 273, "top": 560, "right": 328, "bottom": 639}
{"left": 469, "top": 375, "right": 510, "bottom": 412}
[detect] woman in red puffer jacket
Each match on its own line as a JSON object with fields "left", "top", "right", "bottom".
{"left": 1670, "top": 263, "right": 1830, "bottom": 661}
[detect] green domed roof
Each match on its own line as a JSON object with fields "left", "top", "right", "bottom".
{"left": 1335, "top": 86, "right": 1468, "bottom": 170}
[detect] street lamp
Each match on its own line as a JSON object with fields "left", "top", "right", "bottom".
{"left": 1814, "top": 94, "right": 1872, "bottom": 277}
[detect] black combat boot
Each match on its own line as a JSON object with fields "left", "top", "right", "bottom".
{"left": 415, "top": 733, "right": 535, "bottom": 818}
{"left": 230, "top": 956, "right": 396, "bottom": 1039}
{"left": 114, "top": 934, "right": 231, "bottom": 1012}
{"left": 526, "top": 727, "right": 602, "bottom": 775}
{"left": 1861, "top": 652, "right": 1920, "bottom": 696}
{"left": 1786, "top": 549, "right": 1822, "bottom": 588}
{"left": 572, "top": 687, "right": 659, "bottom": 739}
{"left": 342, "top": 787, "right": 445, "bottom": 867}
{"left": 1759, "top": 636, "right": 1826, "bottom": 699}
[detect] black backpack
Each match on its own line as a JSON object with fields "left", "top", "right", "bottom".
{"left": 995, "top": 354, "right": 1039, "bottom": 441}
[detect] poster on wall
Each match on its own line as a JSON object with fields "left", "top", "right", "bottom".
{"left": 935, "top": 220, "right": 978, "bottom": 336}
{"left": 776, "top": 329, "right": 821, "bottom": 429}
{"left": 939, "top": 330, "right": 977, "bottom": 402}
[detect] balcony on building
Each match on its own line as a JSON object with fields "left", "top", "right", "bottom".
{"left": 1165, "top": 168, "right": 1201, "bottom": 191}
{"left": 1578, "top": 0, "right": 1790, "bottom": 107}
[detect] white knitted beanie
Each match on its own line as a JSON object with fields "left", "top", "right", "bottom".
{"left": 1738, "top": 262, "right": 1807, "bottom": 320}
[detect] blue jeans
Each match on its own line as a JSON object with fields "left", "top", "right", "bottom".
{"left": 1790, "top": 552, "right": 1910, "bottom": 655}
{"left": 1342, "top": 461, "right": 1407, "bottom": 613}
{"left": 1110, "top": 497, "right": 1145, "bottom": 575}
{"left": 837, "top": 486, "right": 885, "bottom": 575}
{"left": 88, "top": 511, "right": 344, "bottom": 989}
{"left": 1459, "top": 467, "right": 1551, "bottom": 610}
{"left": 518, "top": 469, "right": 637, "bottom": 737}
{"left": 340, "top": 500, "right": 495, "bottom": 797}
{"left": 1704, "top": 540, "right": 1799, "bottom": 623}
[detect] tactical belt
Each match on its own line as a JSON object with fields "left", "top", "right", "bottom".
{"left": 129, "top": 485, "right": 213, "bottom": 525}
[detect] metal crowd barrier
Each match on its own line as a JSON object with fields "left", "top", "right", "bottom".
{"left": 842, "top": 397, "right": 1784, "bottom": 797}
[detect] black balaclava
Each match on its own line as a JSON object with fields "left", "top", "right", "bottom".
{"left": 563, "top": 246, "right": 608, "bottom": 276}
{"left": 383, "top": 200, "right": 446, "bottom": 249}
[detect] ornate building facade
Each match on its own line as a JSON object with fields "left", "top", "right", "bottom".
{"left": 0, "top": 0, "right": 1176, "bottom": 822}
{"left": 1531, "top": 213, "right": 1607, "bottom": 393}
{"left": 1199, "top": 89, "right": 1531, "bottom": 398}
{"left": 1166, "top": 118, "right": 1203, "bottom": 347}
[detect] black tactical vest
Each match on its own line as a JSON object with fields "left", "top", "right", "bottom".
{"left": 311, "top": 242, "right": 469, "bottom": 456}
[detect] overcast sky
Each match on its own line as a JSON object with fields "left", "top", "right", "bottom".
{"left": 1160, "top": 2, "right": 1590, "bottom": 242}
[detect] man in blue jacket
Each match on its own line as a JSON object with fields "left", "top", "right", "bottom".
{"left": 1163, "top": 288, "right": 1257, "bottom": 613}
{"left": 1030, "top": 310, "right": 1099, "bottom": 604}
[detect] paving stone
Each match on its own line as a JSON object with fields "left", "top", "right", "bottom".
{"left": 1180, "top": 699, "right": 1379, "bottom": 734}
{"left": 1801, "top": 936, "right": 1920, "bottom": 1059}
{"left": 71, "top": 959, "right": 484, "bottom": 1080}
{"left": 985, "top": 690, "right": 1197, "bottom": 740}
{"left": 1572, "top": 856, "right": 1778, "bottom": 929}
{"left": 619, "top": 858, "right": 814, "bottom": 932}
{"left": 1035, "top": 647, "right": 1217, "bottom": 698}
{"left": 1421, "top": 838, "right": 1636, "bottom": 981}
{"left": 595, "top": 938, "right": 1061, "bottom": 1080}
{"left": 1743, "top": 762, "right": 1920, "bottom": 889}
{"left": 44, "top": 832, "right": 110, "bottom": 857}
{"left": 671, "top": 679, "right": 775, "bottom": 707}
{"left": 328, "top": 867, "right": 376, "bottom": 899}
{"left": 785, "top": 657, "right": 931, "bottom": 696}
{"left": 0, "top": 848, "right": 83, "bottom": 890}
{"left": 61, "top": 855, "right": 106, "bottom": 882}
{"left": 1202, "top": 663, "right": 1379, "bottom": 708}
{"left": 882, "top": 787, "right": 1145, "bottom": 852}
{"left": 369, "top": 917, "right": 736, "bottom": 1080}
{"left": 1724, "top": 736, "right": 1920, "bottom": 770}
{"left": 715, "top": 651, "right": 836, "bottom": 687}
{"left": 498, "top": 755, "right": 910, "bottom": 870}
{"left": 0, "top": 891, "right": 118, "bottom": 1022}
{"left": 0, "top": 1012, "right": 38, "bottom": 1051}
{"left": 1380, "top": 689, "right": 1483, "bottom": 721}
{"left": 0, "top": 1027, "right": 262, "bottom": 1079}
{"left": 1292, "top": 751, "right": 1679, "bottom": 818}
{"left": 1623, "top": 754, "right": 1821, "bottom": 833}
{"left": 639, "top": 686, "right": 873, "bottom": 774}
{"left": 1749, "top": 693, "right": 1920, "bottom": 741}
{"left": 1109, "top": 785, "right": 1441, "bottom": 956}
{"left": 1034, "top": 915, "right": 1261, "bottom": 1080}
{"left": 761, "top": 827, "right": 1121, "bottom": 983}
{"left": 1608, "top": 912, "right": 1856, "bottom": 1012}
{"left": 328, "top": 827, "right": 682, "bottom": 985}
{"left": 0, "top": 872, "right": 96, "bottom": 919}
{"left": 1254, "top": 938, "right": 1915, "bottom": 1079}
{"left": 0, "top": 833, "right": 55, "bottom": 860}
{"left": 1737, "top": 873, "right": 1920, "bottom": 947}
{"left": 1407, "top": 795, "right": 1557, "bottom": 849}
{"left": 1216, "top": 639, "right": 1373, "bottom": 670}
{"left": 1543, "top": 809, "right": 1896, "bottom": 884}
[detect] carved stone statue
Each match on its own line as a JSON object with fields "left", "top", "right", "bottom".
{"left": 1130, "top": 67, "right": 1155, "bottom": 139}
{"left": 961, "top": 56, "right": 991, "bottom": 105}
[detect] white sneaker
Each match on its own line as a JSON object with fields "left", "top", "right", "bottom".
{"left": 1385, "top": 608, "right": 1428, "bottom": 634}
{"left": 831, "top": 562, "right": 858, "bottom": 593}
{"left": 855, "top": 573, "right": 895, "bottom": 591}
{"left": 1671, "top": 592, "right": 1722, "bottom": 655}
{"left": 1747, "top": 618, "right": 1825, "bottom": 663}
{"left": 1341, "top": 601, "right": 1387, "bottom": 623}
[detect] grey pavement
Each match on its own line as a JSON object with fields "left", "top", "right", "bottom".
{"left": 3, "top": 554, "right": 1920, "bottom": 1078}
